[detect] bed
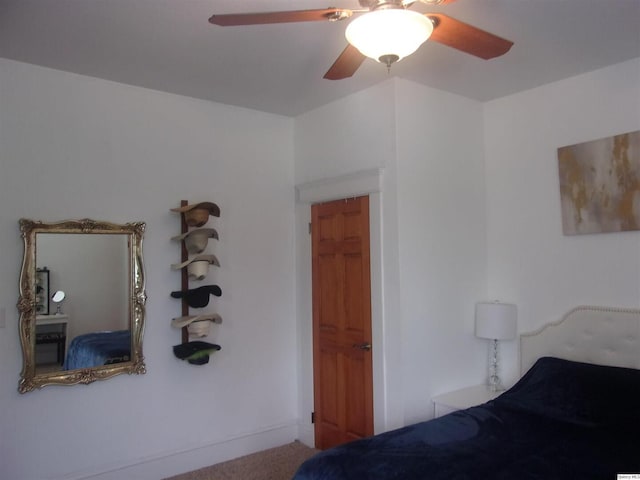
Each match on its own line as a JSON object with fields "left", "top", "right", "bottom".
{"left": 293, "top": 306, "right": 640, "bottom": 480}
{"left": 64, "top": 330, "right": 131, "bottom": 370}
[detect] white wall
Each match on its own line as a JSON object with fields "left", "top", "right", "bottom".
{"left": 295, "top": 59, "right": 639, "bottom": 434}
{"left": 294, "top": 78, "right": 489, "bottom": 433}
{"left": 394, "top": 79, "right": 488, "bottom": 425}
{"left": 294, "top": 80, "right": 404, "bottom": 439}
{"left": 2, "top": 51, "right": 638, "bottom": 480}
{"left": 484, "top": 58, "right": 640, "bottom": 386}
{"left": 0, "top": 59, "right": 297, "bottom": 480}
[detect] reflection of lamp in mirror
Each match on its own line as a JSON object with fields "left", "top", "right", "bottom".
{"left": 51, "top": 290, "right": 66, "bottom": 315}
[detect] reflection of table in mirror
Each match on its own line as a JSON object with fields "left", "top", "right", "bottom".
{"left": 35, "top": 314, "right": 69, "bottom": 369}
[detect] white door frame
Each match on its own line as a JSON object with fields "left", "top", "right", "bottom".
{"left": 295, "top": 168, "right": 387, "bottom": 445}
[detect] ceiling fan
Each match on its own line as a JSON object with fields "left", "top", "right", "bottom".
{"left": 209, "top": 0, "right": 513, "bottom": 80}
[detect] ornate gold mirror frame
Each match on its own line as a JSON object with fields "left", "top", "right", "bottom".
{"left": 18, "top": 219, "right": 146, "bottom": 393}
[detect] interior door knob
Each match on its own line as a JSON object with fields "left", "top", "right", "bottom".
{"left": 353, "top": 342, "right": 371, "bottom": 351}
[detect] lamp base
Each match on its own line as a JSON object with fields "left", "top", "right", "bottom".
{"left": 487, "top": 374, "right": 504, "bottom": 393}
{"left": 487, "top": 339, "right": 505, "bottom": 392}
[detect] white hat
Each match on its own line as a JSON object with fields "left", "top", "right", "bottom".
{"left": 171, "top": 314, "right": 223, "bottom": 338}
{"left": 188, "top": 321, "right": 211, "bottom": 337}
{"left": 171, "top": 313, "right": 223, "bottom": 328}
{"left": 171, "top": 254, "right": 220, "bottom": 280}
{"left": 172, "top": 228, "right": 219, "bottom": 254}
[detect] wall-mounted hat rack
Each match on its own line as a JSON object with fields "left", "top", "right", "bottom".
{"left": 170, "top": 199, "right": 222, "bottom": 365}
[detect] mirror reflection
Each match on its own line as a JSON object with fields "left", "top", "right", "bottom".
{"left": 34, "top": 235, "right": 129, "bottom": 373}
{"left": 18, "top": 218, "right": 146, "bottom": 393}
{"left": 51, "top": 290, "right": 66, "bottom": 313}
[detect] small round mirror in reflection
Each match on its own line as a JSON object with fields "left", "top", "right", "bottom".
{"left": 51, "top": 290, "right": 66, "bottom": 314}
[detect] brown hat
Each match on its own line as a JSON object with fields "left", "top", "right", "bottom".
{"left": 171, "top": 202, "right": 221, "bottom": 227}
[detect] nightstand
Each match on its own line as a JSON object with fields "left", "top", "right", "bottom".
{"left": 35, "top": 314, "right": 69, "bottom": 366}
{"left": 432, "top": 385, "right": 501, "bottom": 418}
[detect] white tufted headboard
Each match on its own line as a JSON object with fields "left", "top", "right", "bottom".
{"left": 520, "top": 306, "right": 640, "bottom": 376}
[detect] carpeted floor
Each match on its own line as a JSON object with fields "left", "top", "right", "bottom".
{"left": 165, "top": 441, "right": 319, "bottom": 480}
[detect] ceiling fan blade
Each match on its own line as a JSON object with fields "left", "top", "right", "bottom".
{"left": 209, "top": 8, "right": 352, "bottom": 26}
{"left": 427, "top": 13, "right": 513, "bottom": 60}
{"left": 324, "top": 44, "right": 366, "bottom": 80}
{"left": 410, "top": 0, "right": 457, "bottom": 5}
{"left": 403, "top": 0, "right": 457, "bottom": 11}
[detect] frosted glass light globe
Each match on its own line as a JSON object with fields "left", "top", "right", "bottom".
{"left": 345, "top": 9, "right": 433, "bottom": 65}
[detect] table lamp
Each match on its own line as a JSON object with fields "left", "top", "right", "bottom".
{"left": 475, "top": 301, "right": 517, "bottom": 392}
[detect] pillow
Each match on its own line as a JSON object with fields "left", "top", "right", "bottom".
{"left": 493, "top": 356, "right": 640, "bottom": 427}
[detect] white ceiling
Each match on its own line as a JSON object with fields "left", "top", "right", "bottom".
{"left": 1, "top": 0, "right": 639, "bottom": 117}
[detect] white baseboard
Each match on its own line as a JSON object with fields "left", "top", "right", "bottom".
{"left": 66, "top": 421, "right": 299, "bottom": 480}
{"left": 296, "top": 421, "right": 315, "bottom": 449}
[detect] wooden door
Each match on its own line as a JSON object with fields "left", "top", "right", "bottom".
{"left": 311, "top": 195, "right": 373, "bottom": 450}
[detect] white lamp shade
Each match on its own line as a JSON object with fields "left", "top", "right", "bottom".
{"left": 475, "top": 302, "right": 517, "bottom": 340}
{"left": 345, "top": 9, "right": 433, "bottom": 63}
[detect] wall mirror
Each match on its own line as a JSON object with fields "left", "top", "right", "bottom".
{"left": 17, "top": 218, "right": 146, "bottom": 393}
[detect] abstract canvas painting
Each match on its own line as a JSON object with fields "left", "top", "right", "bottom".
{"left": 557, "top": 130, "right": 640, "bottom": 235}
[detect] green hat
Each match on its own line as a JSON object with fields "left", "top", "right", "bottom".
{"left": 173, "top": 341, "right": 221, "bottom": 365}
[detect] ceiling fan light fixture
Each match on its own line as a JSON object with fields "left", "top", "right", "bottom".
{"left": 345, "top": 9, "right": 433, "bottom": 66}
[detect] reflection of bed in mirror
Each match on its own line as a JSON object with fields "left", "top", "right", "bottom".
{"left": 64, "top": 330, "right": 131, "bottom": 370}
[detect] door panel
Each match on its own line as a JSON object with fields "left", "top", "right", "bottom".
{"left": 312, "top": 196, "right": 373, "bottom": 450}
{"left": 344, "top": 253, "right": 364, "bottom": 332}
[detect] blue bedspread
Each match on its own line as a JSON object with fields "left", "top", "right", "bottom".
{"left": 294, "top": 357, "right": 640, "bottom": 480}
{"left": 64, "top": 330, "right": 131, "bottom": 370}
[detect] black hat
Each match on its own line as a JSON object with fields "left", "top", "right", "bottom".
{"left": 170, "top": 285, "right": 222, "bottom": 308}
{"left": 173, "top": 341, "right": 221, "bottom": 365}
